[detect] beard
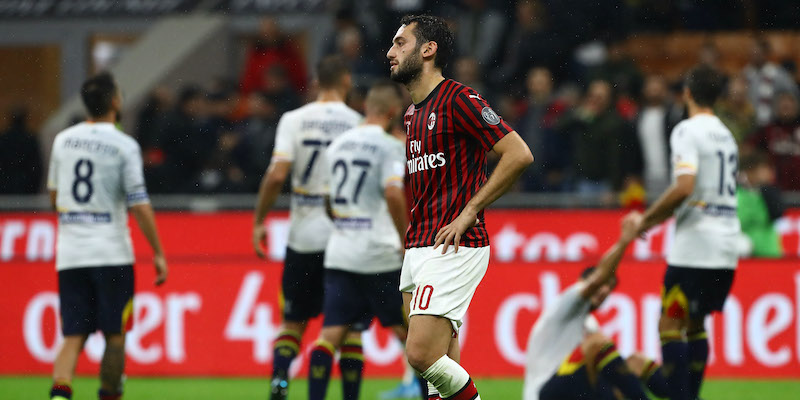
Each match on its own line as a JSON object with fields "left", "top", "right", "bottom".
{"left": 390, "top": 51, "right": 423, "bottom": 85}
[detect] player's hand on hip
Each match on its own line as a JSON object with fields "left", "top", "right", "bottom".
{"left": 433, "top": 209, "right": 479, "bottom": 254}
{"left": 253, "top": 224, "right": 268, "bottom": 259}
{"left": 153, "top": 254, "right": 168, "bottom": 286}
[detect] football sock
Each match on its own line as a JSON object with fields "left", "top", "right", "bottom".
{"left": 661, "top": 330, "right": 690, "bottom": 400}
{"left": 419, "top": 376, "right": 432, "bottom": 400}
{"left": 421, "top": 355, "right": 480, "bottom": 400}
{"left": 272, "top": 330, "right": 301, "bottom": 380}
{"left": 308, "top": 340, "right": 335, "bottom": 400}
{"left": 688, "top": 331, "right": 709, "bottom": 400}
{"left": 641, "top": 359, "right": 669, "bottom": 398}
{"left": 339, "top": 337, "right": 364, "bottom": 400}
{"left": 50, "top": 382, "right": 72, "bottom": 400}
{"left": 592, "top": 343, "right": 648, "bottom": 400}
{"left": 427, "top": 381, "right": 441, "bottom": 399}
{"left": 97, "top": 389, "right": 122, "bottom": 400}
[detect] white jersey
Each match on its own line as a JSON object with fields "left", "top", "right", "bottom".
{"left": 668, "top": 114, "right": 740, "bottom": 269}
{"left": 324, "top": 125, "right": 406, "bottom": 274}
{"left": 524, "top": 282, "right": 595, "bottom": 400}
{"left": 271, "top": 102, "right": 362, "bottom": 252}
{"left": 47, "top": 122, "right": 150, "bottom": 270}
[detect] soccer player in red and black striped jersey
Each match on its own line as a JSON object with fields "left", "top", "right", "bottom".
{"left": 387, "top": 15, "right": 534, "bottom": 400}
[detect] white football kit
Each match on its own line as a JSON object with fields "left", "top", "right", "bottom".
{"left": 668, "top": 114, "right": 740, "bottom": 269}
{"left": 323, "top": 124, "right": 406, "bottom": 273}
{"left": 47, "top": 122, "right": 150, "bottom": 270}
{"left": 271, "top": 102, "right": 362, "bottom": 253}
{"left": 523, "top": 282, "right": 598, "bottom": 400}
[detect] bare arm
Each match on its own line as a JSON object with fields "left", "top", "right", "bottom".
{"left": 638, "top": 174, "right": 695, "bottom": 235}
{"left": 580, "top": 212, "right": 640, "bottom": 298}
{"left": 385, "top": 185, "right": 409, "bottom": 247}
{"left": 434, "top": 131, "right": 533, "bottom": 253}
{"left": 252, "top": 160, "right": 291, "bottom": 258}
{"left": 130, "top": 203, "right": 167, "bottom": 286}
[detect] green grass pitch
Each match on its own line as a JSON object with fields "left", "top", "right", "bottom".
{"left": 2, "top": 376, "right": 798, "bottom": 399}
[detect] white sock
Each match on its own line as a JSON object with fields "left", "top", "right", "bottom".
{"left": 427, "top": 381, "right": 439, "bottom": 397}
{"left": 420, "top": 355, "right": 470, "bottom": 398}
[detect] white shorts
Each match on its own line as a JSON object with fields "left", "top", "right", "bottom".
{"left": 399, "top": 246, "right": 490, "bottom": 330}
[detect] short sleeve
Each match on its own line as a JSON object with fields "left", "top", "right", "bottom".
{"left": 122, "top": 142, "right": 150, "bottom": 206}
{"left": 670, "top": 124, "right": 699, "bottom": 177}
{"left": 452, "top": 88, "right": 513, "bottom": 150}
{"left": 46, "top": 143, "right": 59, "bottom": 191}
{"left": 271, "top": 113, "right": 295, "bottom": 163}
{"left": 381, "top": 142, "right": 405, "bottom": 189}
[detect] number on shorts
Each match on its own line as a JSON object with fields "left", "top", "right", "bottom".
{"left": 414, "top": 285, "right": 433, "bottom": 311}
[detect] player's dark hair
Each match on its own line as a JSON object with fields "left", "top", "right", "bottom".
{"left": 317, "top": 55, "right": 351, "bottom": 89}
{"left": 685, "top": 65, "right": 724, "bottom": 108}
{"left": 80, "top": 72, "right": 118, "bottom": 118}
{"left": 400, "top": 14, "right": 455, "bottom": 70}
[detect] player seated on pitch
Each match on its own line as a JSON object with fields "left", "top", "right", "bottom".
{"left": 305, "top": 80, "right": 413, "bottom": 400}
{"left": 524, "top": 212, "right": 668, "bottom": 400}
{"left": 47, "top": 72, "right": 167, "bottom": 400}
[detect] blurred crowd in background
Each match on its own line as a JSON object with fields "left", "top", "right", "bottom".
{"left": 2, "top": 0, "right": 800, "bottom": 208}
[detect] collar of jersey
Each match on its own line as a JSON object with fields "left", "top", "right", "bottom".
{"left": 414, "top": 79, "right": 448, "bottom": 109}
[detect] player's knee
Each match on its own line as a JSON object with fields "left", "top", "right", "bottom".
{"left": 319, "top": 327, "right": 349, "bottom": 349}
{"left": 405, "top": 346, "right": 432, "bottom": 373}
{"left": 106, "top": 334, "right": 125, "bottom": 348}
{"left": 581, "top": 332, "right": 612, "bottom": 360}
{"left": 658, "top": 314, "right": 685, "bottom": 333}
{"left": 625, "top": 352, "right": 648, "bottom": 377}
{"left": 687, "top": 318, "right": 706, "bottom": 335}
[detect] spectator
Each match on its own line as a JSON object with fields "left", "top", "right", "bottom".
{"left": 586, "top": 38, "right": 643, "bottom": 120}
{"left": 151, "top": 86, "right": 213, "bottom": 192}
{"left": 746, "top": 92, "right": 800, "bottom": 191}
{"left": 453, "top": 57, "right": 487, "bottom": 97}
{"left": 447, "top": 0, "right": 506, "bottom": 67}
{"left": 555, "top": 80, "right": 640, "bottom": 197}
{"left": 742, "top": 37, "right": 800, "bottom": 126}
{"left": 493, "top": 0, "right": 564, "bottom": 93}
{"left": 337, "top": 26, "right": 382, "bottom": 89}
{"left": 261, "top": 65, "right": 302, "bottom": 116}
{"left": 716, "top": 75, "right": 757, "bottom": 142}
{"left": 515, "top": 67, "right": 566, "bottom": 191}
{"left": 737, "top": 152, "right": 784, "bottom": 258}
{"left": 0, "top": 107, "right": 42, "bottom": 194}
{"left": 238, "top": 91, "right": 280, "bottom": 183}
{"left": 635, "top": 75, "right": 682, "bottom": 195}
{"left": 135, "top": 86, "right": 173, "bottom": 168}
{"left": 698, "top": 41, "right": 722, "bottom": 72}
{"left": 240, "top": 18, "right": 308, "bottom": 96}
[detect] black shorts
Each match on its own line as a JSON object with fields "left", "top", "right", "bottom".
{"left": 58, "top": 265, "right": 134, "bottom": 336}
{"left": 662, "top": 265, "right": 735, "bottom": 320}
{"left": 539, "top": 366, "right": 616, "bottom": 400}
{"left": 281, "top": 248, "right": 325, "bottom": 322}
{"left": 322, "top": 268, "right": 404, "bottom": 330}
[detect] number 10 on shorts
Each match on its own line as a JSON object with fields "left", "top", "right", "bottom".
{"left": 411, "top": 285, "right": 434, "bottom": 311}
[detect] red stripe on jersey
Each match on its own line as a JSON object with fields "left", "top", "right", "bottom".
{"left": 404, "top": 79, "right": 513, "bottom": 248}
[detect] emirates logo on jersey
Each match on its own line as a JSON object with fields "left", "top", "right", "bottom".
{"left": 427, "top": 112, "right": 437, "bottom": 130}
{"left": 407, "top": 139, "right": 446, "bottom": 174}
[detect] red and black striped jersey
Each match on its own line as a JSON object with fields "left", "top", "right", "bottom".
{"left": 403, "top": 79, "right": 513, "bottom": 248}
